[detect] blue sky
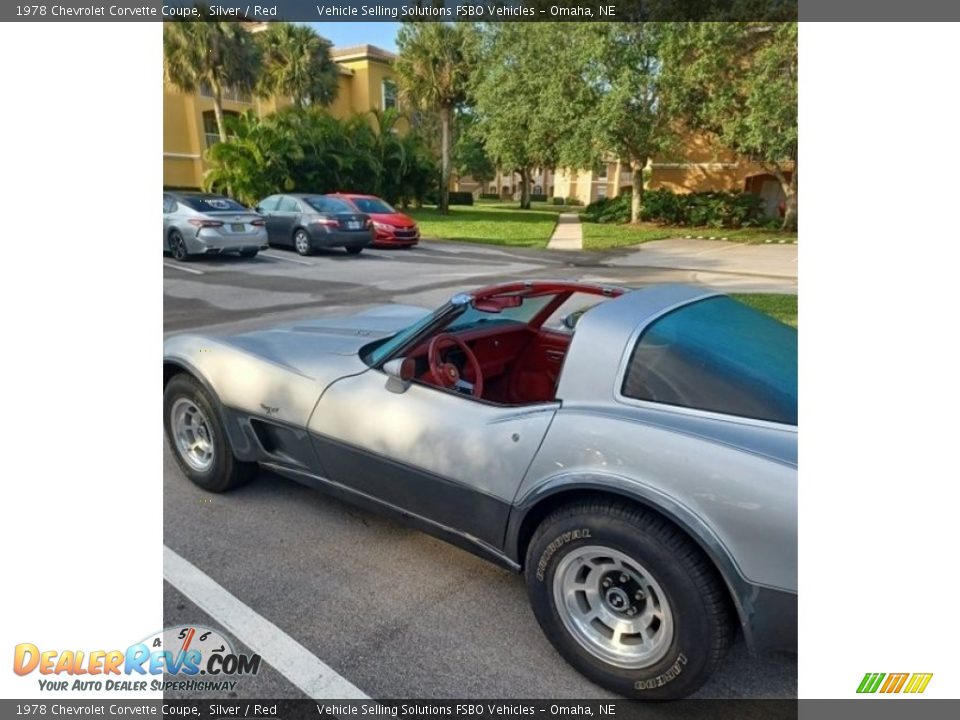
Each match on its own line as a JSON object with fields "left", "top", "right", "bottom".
{"left": 308, "top": 23, "right": 401, "bottom": 53}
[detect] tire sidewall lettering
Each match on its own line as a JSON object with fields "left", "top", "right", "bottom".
{"left": 634, "top": 653, "right": 688, "bottom": 690}
{"left": 535, "top": 528, "right": 591, "bottom": 581}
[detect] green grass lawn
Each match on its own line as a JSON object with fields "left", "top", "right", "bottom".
{"left": 581, "top": 222, "right": 681, "bottom": 250}
{"left": 732, "top": 293, "right": 798, "bottom": 327}
{"left": 407, "top": 204, "right": 561, "bottom": 248}
{"left": 581, "top": 221, "right": 797, "bottom": 250}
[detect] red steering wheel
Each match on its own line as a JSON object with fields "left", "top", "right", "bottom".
{"left": 427, "top": 333, "right": 484, "bottom": 398}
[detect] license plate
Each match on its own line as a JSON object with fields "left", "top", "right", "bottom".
{"left": 347, "top": 221, "right": 360, "bottom": 230}
{"left": 231, "top": 223, "right": 245, "bottom": 232}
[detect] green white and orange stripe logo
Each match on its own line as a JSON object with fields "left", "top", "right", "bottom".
{"left": 857, "top": 672, "right": 933, "bottom": 694}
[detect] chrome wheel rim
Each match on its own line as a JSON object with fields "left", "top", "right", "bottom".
{"left": 170, "top": 397, "right": 215, "bottom": 472}
{"left": 553, "top": 545, "right": 674, "bottom": 669}
{"left": 295, "top": 232, "right": 309, "bottom": 254}
{"left": 172, "top": 236, "right": 185, "bottom": 259}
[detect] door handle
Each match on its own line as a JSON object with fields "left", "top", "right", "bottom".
{"left": 545, "top": 350, "right": 565, "bottom": 362}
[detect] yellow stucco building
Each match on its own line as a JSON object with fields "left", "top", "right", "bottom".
{"left": 455, "top": 135, "right": 794, "bottom": 218}
{"left": 163, "top": 41, "right": 400, "bottom": 190}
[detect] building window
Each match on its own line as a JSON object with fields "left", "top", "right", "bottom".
{"left": 597, "top": 163, "right": 608, "bottom": 179}
{"left": 382, "top": 80, "right": 398, "bottom": 111}
{"left": 203, "top": 110, "right": 239, "bottom": 148}
{"left": 597, "top": 185, "right": 608, "bottom": 200}
{"left": 200, "top": 83, "right": 252, "bottom": 104}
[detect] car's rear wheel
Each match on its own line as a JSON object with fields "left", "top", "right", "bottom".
{"left": 239, "top": 249, "right": 258, "bottom": 258}
{"left": 170, "top": 231, "right": 189, "bottom": 261}
{"left": 525, "top": 501, "right": 731, "bottom": 699}
{"left": 163, "top": 374, "right": 255, "bottom": 492}
{"left": 294, "top": 229, "right": 312, "bottom": 256}
{"left": 345, "top": 246, "right": 363, "bottom": 255}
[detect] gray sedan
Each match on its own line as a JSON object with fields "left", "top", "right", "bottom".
{"left": 162, "top": 192, "right": 267, "bottom": 261}
{"left": 255, "top": 194, "right": 374, "bottom": 256}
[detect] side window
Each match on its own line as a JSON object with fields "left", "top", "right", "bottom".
{"left": 258, "top": 196, "right": 280, "bottom": 212}
{"left": 163, "top": 195, "right": 175, "bottom": 214}
{"left": 541, "top": 292, "right": 614, "bottom": 334}
{"left": 277, "top": 196, "right": 300, "bottom": 212}
{"left": 621, "top": 297, "right": 797, "bottom": 425}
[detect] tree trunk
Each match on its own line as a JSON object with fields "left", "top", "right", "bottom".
{"left": 439, "top": 105, "right": 452, "bottom": 214}
{"left": 782, "top": 166, "right": 797, "bottom": 231}
{"left": 212, "top": 84, "right": 228, "bottom": 143}
{"left": 519, "top": 167, "right": 531, "bottom": 209}
{"left": 630, "top": 157, "right": 646, "bottom": 223}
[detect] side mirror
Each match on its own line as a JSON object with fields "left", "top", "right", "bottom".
{"left": 383, "top": 357, "right": 416, "bottom": 393}
{"left": 562, "top": 312, "right": 579, "bottom": 330}
{"left": 255, "top": 206, "right": 264, "bottom": 214}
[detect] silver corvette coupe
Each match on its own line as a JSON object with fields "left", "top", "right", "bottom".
{"left": 162, "top": 281, "right": 797, "bottom": 699}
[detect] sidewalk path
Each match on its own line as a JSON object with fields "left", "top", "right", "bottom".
{"left": 547, "top": 213, "right": 583, "bottom": 250}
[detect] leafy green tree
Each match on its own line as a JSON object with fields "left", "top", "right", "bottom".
{"left": 163, "top": 16, "right": 260, "bottom": 143}
{"left": 580, "top": 23, "right": 675, "bottom": 223}
{"left": 471, "top": 24, "right": 573, "bottom": 209}
{"left": 395, "top": 22, "right": 473, "bottom": 213}
{"left": 661, "top": 22, "right": 798, "bottom": 229}
{"left": 454, "top": 113, "right": 495, "bottom": 191}
{"left": 256, "top": 23, "right": 339, "bottom": 110}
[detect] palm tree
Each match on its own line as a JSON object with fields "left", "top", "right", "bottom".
{"left": 395, "top": 23, "right": 472, "bottom": 213}
{"left": 163, "top": 17, "right": 260, "bottom": 144}
{"left": 203, "top": 112, "right": 301, "bottom": 206}
{"left": 256, "top": 23, "right": 339, "bottom": 109}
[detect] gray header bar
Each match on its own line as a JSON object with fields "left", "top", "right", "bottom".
{"left": 2, "top": 1, "right": 804, "bottom": 23}
{"left": 3, "top": 1, "right": 959, "bottom": 25}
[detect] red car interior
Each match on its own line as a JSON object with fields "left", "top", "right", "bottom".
{"left": 403, "top": 282, "right": 627, "bottom": 406}
{"left": 409, "top": 324, "right": 571, "bottom": 404}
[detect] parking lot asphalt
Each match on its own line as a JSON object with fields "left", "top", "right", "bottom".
{"left": 162, "top": 239, "right": 797, "bottom": 699}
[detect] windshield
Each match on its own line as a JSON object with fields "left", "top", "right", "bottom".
{"left": 306, "top": 196, "right": 355, "bottom": 214}
{"left": 350, "top": 197, "right": 395, "bottom": 214}
{"left": 361, "top": 293, "right": 556, "bottom": 367}
{"left": 448, "top": 294, "right": 554, "bottom": 331}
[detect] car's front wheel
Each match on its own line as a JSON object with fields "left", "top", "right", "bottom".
{"left": 163, "top": 374, "right": 255, "bottom": 492}
{"left": 525, "top": 501, "right": 731, "bottom": 699}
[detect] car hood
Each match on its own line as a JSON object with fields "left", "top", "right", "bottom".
{"left": 215, "top": 304, "right": 429, "bottom": 377}
{"left": 369, "top": 212, "right": 416, "bottom": 228}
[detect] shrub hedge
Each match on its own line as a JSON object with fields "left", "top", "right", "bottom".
{"left": 448, "top": 191, "right": 475, "bottom": 206}
{"left": 581, "top": 190, "right": 765, "bottom": 228}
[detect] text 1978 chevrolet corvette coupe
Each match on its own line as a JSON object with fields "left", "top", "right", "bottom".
{"left": 162, "top": 281, "right": 797, "bottom": 699}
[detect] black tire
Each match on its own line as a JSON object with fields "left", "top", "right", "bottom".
{"left": 163, "top": 374, "right": 256, "bottom": 493}
{"left": 169, "top": 231, "right": 189, "bottom": 261}
{"left": 239, "top": 248, "right": 258, "bottom": 258}
{"left": 345, "top": 245, "right": 364, "bottom": 255}
{"left": 525, "top": 501, "right": 731, "bottom": 700}
{"left": 293, "top": 228, "right": 313, "bottom": 256}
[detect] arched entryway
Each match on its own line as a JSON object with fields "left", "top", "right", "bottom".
{"left": 745, "top": 173, "right": 790, "bottom": 218}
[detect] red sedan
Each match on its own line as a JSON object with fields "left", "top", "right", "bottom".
{"left": 328, "top": 193, "right": 420, "bottom": 248}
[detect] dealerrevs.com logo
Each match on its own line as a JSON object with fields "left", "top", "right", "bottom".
{"left": 857, "top": 672, "right": 933, "bottom": 694}
{"left": 13, "top": 626, "right": 261, "bottom": 693}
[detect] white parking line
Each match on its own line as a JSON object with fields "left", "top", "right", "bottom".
{"left": 260, "top": 252, "right": 314, "bottom": 266}
{"left": 163, "top": 545, "right": 369, "bottom": 700}
{"left": 163, "top": 262, "right": 205, "bottom": 275}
